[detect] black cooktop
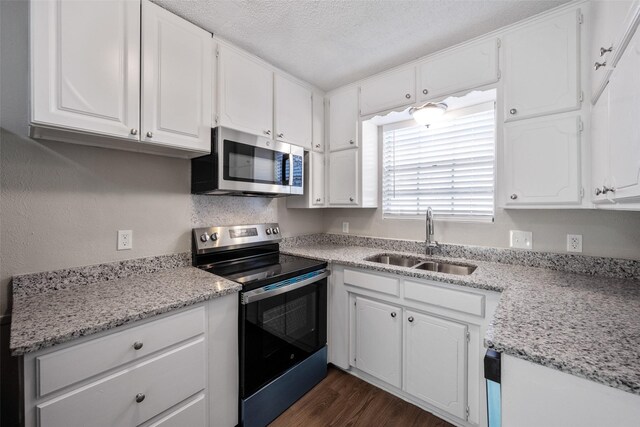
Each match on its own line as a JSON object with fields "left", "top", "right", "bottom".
{"left": 203, "top": 253, "right": 327, "bottom": 292}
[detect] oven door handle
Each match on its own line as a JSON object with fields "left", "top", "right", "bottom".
{"left": 241, "top": 269, "right": 330, "bottom": 305}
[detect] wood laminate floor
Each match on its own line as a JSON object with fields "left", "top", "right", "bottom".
{"left": 270, "top": 367, "right": 455, "bottom": 427}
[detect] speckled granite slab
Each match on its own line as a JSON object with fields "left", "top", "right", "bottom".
{"left": 10, "top": 266, "right": 240, "bottom": 355}
{"left": 12, "top": 252, "right": 192, "bottom": 298}
{"left": 281, "top": 242, "right": 640, "bottom": 395}
{"left": 282, "top": 233, "right": 640, "bottom": 280}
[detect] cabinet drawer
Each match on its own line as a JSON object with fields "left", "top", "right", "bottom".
{"left": 144, "top": 393, "right": 206, "bottom": 427}
{"left": 37, "top": 338, "right": 206, "bottom": 427}
{"left": 37, "top": 306, "right": 205, "bottom": 396}
{"left": 404, "top": 280, "right": 485, "bottom": 316}
{"left": 344, "top": 269, "right": 400, "bottom": 296}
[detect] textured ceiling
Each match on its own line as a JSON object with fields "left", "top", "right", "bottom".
{"left": 154, "top": 0, "right": 570, "bottom": 91}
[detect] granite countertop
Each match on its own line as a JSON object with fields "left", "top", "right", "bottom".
{"left": 281, "top": 243, "right": 640, "bottom": 395}
{"left": 10, "top": 265, "right": 241, "bottom": 356}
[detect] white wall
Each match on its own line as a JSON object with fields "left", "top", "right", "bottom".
{"left": 322, "top": 207, "right": 640, "bottom": 259}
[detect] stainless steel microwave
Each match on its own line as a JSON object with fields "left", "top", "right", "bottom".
{"left": 191, "top": 127, "right": 304, "bottom": 197}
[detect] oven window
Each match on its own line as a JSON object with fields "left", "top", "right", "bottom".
{"left": 240, "top": 279, "right": 327, "bottom": 397}
{"left": 224, "top": 140, "right": 287, "bottom": 185}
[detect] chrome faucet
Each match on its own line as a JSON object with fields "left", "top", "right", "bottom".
{"left": 425, "top": 207, "right": 438, "bottom": 255}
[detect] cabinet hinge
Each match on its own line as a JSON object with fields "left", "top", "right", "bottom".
{"left": 580, "top": 91, "right": 584, "bottom": 103}
{"left": 579, "top": 119, "right": 584, "bottom": 132}
{"left": 497, "top": 38, "right": 501, "bottom": 48}
{"left": 497, "top": 70, "right": 502, "bottom": 80}
{"left": 580, "top": 187, "right": 585, "bottom": 199}
{"left": 215, "top": 48, "right": 219, "bottom": 58}
{"left": 578, "top": 12, "right": 583, "bottom": 24}
{"left": 466, "top": 330, "right": 470, "bottom": 342}
{"left": 465, "top": 406, "right": 470, "bottom": 421}
{"left": 215, "top": 114, "right": 219, "bottom": 124}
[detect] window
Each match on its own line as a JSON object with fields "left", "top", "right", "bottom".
{"left": 382, "top": 103, "right": 495, "bottom": 220}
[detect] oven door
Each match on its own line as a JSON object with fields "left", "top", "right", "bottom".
{"left": 217, "top": 128, "right": 293, "bottom": 195}
{"left": 239, "top": 270, "right": 328, "bottom": 398}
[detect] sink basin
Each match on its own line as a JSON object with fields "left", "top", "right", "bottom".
{"left": 366, "top": 254, "right": 477, "bottom": 276}
{"left": 413, "top": 261, "right": 477, "bottom": 276}
{"left": 365, "top": 255, "right": 422, "bottom": 267}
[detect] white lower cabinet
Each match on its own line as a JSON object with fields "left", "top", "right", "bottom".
{"left": 353, "top": 297, "right": 402, "bottom": 388}
{"left": 404, "top": 310, "right": 468, "bottom": 420}
{"left": 334, "top": 265, "right": 500, "bottom": 426}
{"left": 22, "top": 295, "right": 239, "bottom": 427}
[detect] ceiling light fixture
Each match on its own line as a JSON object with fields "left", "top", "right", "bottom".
{"left": 409, "top": 102, "right": 448, "bottom": 126}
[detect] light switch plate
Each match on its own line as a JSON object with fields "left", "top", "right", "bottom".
{"left": 510, "top": 230, "right": 532, "bottom": 250}
{"left": 117, "top": 230, "right": 133, "bottom": 250}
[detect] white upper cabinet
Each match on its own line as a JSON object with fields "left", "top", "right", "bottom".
{"left": 30, "top": 0, "right": 140, "bottom": 139}
{"left": 589, "top": 1, "right": 636, "bottom": 103}
{"left": 503, "top": 114, "right": 582, "bottom": 205}
{"left": 607, "top": 29, "right": 640, "bottom": 202}
{"left": 354, "top": 297, "right": 402, "bottom": 389}
{"left": 328, "top": 87, "right": 359, "bottom": 151}
{"left": 328, "top": 149, "right": 358, "bottom": 205}
{"left": 404, "top": 310, "right": 468, "bottom": 420}
{"left": 312, "top": 91, "right": 325, "bottom": 152}
{"left": 359, "top": 67, "right": 416, "bottom": 116}
{"left": 311, "top": 152, "right": 326, "bottom": 206}
{"left": 590, "top": 85, "right": 614, "bottom": 204}
{"left": 417, "top": 38, "right": 500, "bottom": 102}
{"left": 274, "top": 74, "right": 312, "bottom": 148}
{"left": 218, "top": 44, "right": 274, "bottom": 137}
{"left": 141, "top": 1, "right": 212, "bottom": 152}
{"left": 503, "top": 9, "right": 581, "bottom": 121}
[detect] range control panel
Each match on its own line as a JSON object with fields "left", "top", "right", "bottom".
{"left": 193, "top": 223, "right": 281, "bottom": 253}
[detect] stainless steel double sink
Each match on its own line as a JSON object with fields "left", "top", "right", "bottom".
{"left": 365, "top": 254, "right": 477, "bottom": 276}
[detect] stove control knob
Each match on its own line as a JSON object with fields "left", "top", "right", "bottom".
{"left": 210, "top": 232, "right": 218, "bottom": 241}
{"left": 200, "top": 233, "right": 209, "bottom": 243}
{"left": 273, "top": 227, "right": 280, "bottom": 235}
{"left": 265, "top": 228, "right": 272, "bottom": 235}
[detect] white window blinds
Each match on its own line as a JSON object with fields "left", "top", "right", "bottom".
{"left": 382, "top": 105, "right": 495, "bottom": 220}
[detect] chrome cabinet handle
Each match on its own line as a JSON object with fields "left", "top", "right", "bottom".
{"left": 595, "top": 188, "right": 602, "bottom": 196}
{"left": 408, "top": 316, "right": 414, "bottom": 323}
{"left": 146, "top": 131, "right": 153, "bottom": 138}
{"left": 264, "top": 130, "right": 271, "bottom": 135}
{"left": 510, "top": 194, "right": 518, "bottom": 200}
{"left": 603, "top": 185, "right": 616, "bottom": 194}
{"left": 315, "top": 198, "right": 321, "bottom": 202}
{"left": 315, "top": 144, "right": 321, "bottom": 148}
{"left": 594, "top": 62, "right": 606, "bottom": 70}
{"left": 349, "top": 197, "right": 354, "bottom": 202}
{"left": 349, "top": 140, "right": 354, "bottom": 145}
{"left": 600, "top": 46, "right": 613, "bottom": 56}
{"left": 422, "top": 89, "right": 428, "bottom": 95}
{"left": 130, "top": 129, "right": 138, "bottom": 136}
{"left": 405, "top": 93, "right": 411, "bottom": 99}
{"left": 391, "top": 312, "right": 397, "bottom": 318}
{"left": 133, "top": 341, "right": 143, "bottom": 350}
{"left": 135, "top": 393, "right": 145, "bottom": 403}
{"left": 277, "top": 132, "right": 284, "bottom": 138}
{"left": 509, "top": 108, "right": 517, "bottom": 115}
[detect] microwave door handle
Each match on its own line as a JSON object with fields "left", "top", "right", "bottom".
{"left": 288, "top": 153, "right": 294, "bottom": 187}
{"left": 281, "top": 153, "right": 290, "bottom": 187}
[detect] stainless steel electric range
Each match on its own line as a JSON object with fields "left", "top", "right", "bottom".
{"left": 192, "top": 223, "right": 329, "bottom": 427}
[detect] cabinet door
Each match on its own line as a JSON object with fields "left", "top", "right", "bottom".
{"left": 503, "top": 9, "right": 580, "bottom": 121}
{"left": 30, "top": 0, "right": 140, "bottom": 139}
{"left": 218, "top": 44, "right": 273, "bottom": 137}
{"left": 354, "top": 297, "right": 402, "bottom": 388}
{"left": 312, "top": 92, "right": 325, "bottom": 152}
{"left": 417, "top": 38, "right": 499, "bottom": 102}
{"left": 141, "top": 0, "right": 212, "bottom": 152}
{"left": 359, "top": 67, "right": 415, "bottom": 116}
{"left": 274, "top": 74, "right": 312, "bottom": 148}
{"left": 329, "top": 149, "right": 358, "bottom": 205}
{"left": 404, "top": 311, "right": 467, "bottom": 420}
{"left": 329, "top": 87, "right": 359, "bottom": 151}
{"left": 590, "top": 85, "right": 614, "bottom": 204}
{"left": 503, "top": 115, "right": 582, "bottom": 205}
{"left": 608, "top": 30, "right": 640, "bottom": 202}
{"left": 312, "top": 152, "right": 326, "bottom": 206}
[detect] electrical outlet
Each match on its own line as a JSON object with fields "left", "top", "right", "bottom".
{"left": 342, "top": 222, "right": 349, "bottom": 233}
{"left": 567, "top": 234, "right": 583, "bottom": 253}
{"left": 509, "top": 230, "right": 532, "bottom": 250}
{"left": 117, "top": 230, "right": 133, "bottom": 250}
